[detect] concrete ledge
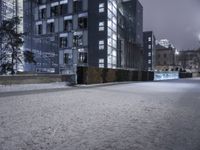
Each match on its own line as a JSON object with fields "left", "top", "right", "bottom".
{"left": 0, "top": 74, "right": 68, "bottom": 85}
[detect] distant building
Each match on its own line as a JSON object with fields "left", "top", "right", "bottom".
{"left": 143, "top": 31, "right": 156, "bottom": 71}
{"left": 155, "top": 44, "right": 176, "bottom": 71}
{"left": 177, "top": 50, "right": 200, "bottom": 72}
{"left": 23, "top": 0, "right": 144, "bottom": 74}
{"left": 158, "top": 39, "right": 174, "bottom": 49}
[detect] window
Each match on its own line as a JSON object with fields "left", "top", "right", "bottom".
{"left": 164, "top": 54, "right": 167, "bottom": 58}
{"left": 148, "top": 60, "right": 151, "bottom": 64}
{"left": 99, "top": 59, "right": 104, "bottom": 68}
{"left": 73, "top": 32, "right": 83, "bottom": 47}
{"left": 148, "top": 45, "right": 152, "bottom": 49}
{"left": 64, "top": 53, "right": 71, "bottom": 64}
{"left": 36, "top": 24, "right": 42, "bottom": 35}
{"left": 60, "top": 3, "right": 68, "bottom": 15}
{"left": 47, "top": 22, "right": 54, "bottom": 33}
{"left": 99, "top": 21, "right": 104, "bottom": 31}
{"left": 37, "top": 0, "right": 46, "bottom": 5}
{"left": 73, "top": 0, "right": 82, "bottom": 13}
{"left": 148, "top": 37, "right": 151, "bottom": 42}
{"left": 78, "top": 52, "right": 87, "bottom": 64}
{"left": 60, "top": 37, "right": 68, "bottom": 48}
{"left": 39, "top": 8, "right": 46, "bottom": 19}
{"left": 99, "top": 40, "right": 104, "bottom": 50}
{"left": 51, "top": 5, "right": 59, "bottom": 17}
{"left": 78, "top": 17, "right": 88, "bottom": 29}
{"left": 99, "top": 3, "right": 105, "bottom": 13}
{"left": 64, "top": 19, "right": 73, "bottom": 31}
{"left": 148, "top": 52, "right": 151, "bottom": 57}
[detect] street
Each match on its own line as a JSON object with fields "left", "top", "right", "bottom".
{"left": 0, "top": 78, "right": 200, "bottom": 150}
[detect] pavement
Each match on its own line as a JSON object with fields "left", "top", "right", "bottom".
{"left": 0, "top": 78, "right": 200, "bottom": 150}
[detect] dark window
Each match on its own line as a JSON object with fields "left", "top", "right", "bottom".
{"left": 37, "top": 24, "right": 42, "bottom": 34}
{"left": 39, "top": 8, "right": 46, "bottom": 19}
{"left": 73, "top": 0, "right": 82, "bottom": 13}
{"left": 73, "top": 34, "right": 83, "bottom": 47}
{"left": 60, "top": 37, "right": 68, "bottom": 48}
{"left": 164, "top": 54, "right": 167, "bottom": 58}
{"left": 37, "top": 0, "right": 46, "bottom": 5}
{"left": 60, "top": 4, "right": 68, "bottom": 15}
{"left": 78, "top": 17, "right": 87, "bottom": 29}
{"left": 64, "top": 53, "right": 70, "bottom": 64}
{"left": 78, "top": 52, "right": 87, "bottom": 64}
{"left": 64, "top": 20, "right": 73, "bottom": 31}
{"left": 47, "top": 22, "right": 54, "bottom": 33}
{"left": 51, "top": 5, "right": 59, "bottom": 17}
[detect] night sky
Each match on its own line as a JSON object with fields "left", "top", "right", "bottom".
{"left": 140, "top": 0, "right": 200, "bottom": 50}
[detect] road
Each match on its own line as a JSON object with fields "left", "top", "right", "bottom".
{"left": 0, "top": 78, "right": 200, "bottom": 150}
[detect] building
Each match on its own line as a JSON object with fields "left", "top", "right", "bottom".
{"left": 0, "top": 0, "right": 23, "bottom": 31}
{"left": 0, "top": 0, "right": 23, "bottom": 72}
{"left": 0, "top": 0, "right": 15, "bottom": 22}
{"left": 177, "top": 50, "right": 200, "bottom": 72}
{"left": 23, "top": 0, "right": 143, "bottom": 74}
{"left": 143, "top": 31, "right": 156, "bottom": 71}
{"left": 155, "top": 44, "right": 176, "bottom": 71}
{"left": 158, "top": 39, "right": 174, "bottom": 49}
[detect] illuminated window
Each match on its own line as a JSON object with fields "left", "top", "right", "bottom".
{"left": 99, "top": 22, "right": 105, "bottom": 31}
{"left": 99, "top": 40, "right": 104, "bottom": 50}
{"left": 99, "top": 59, "right": 104, "bottom": 68}
{"left": 148, "top": 45, "right": 152, "bottom": 49}
{"left": 99, "top": 3, "right": 105, "bottom": 13}
{"left": 148, "top": 37, "right": 151, "bottom": 42}
{"left": 148, "top": 52, "right": 151, "bottom": 57}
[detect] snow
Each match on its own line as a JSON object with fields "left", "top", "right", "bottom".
{"left": 0, "top": 79, "right": 200, "bottom": 150}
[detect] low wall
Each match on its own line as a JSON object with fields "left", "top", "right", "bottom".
{"left": 77, "top": 67, "right": 154, "bottom": 84}
{"left": 192, "top": 72, "right": 200, "bottom": 77}
{"left": 0, "top": 74, "right": 68, "bottom": 85}
{"left": 179, "top": 72, "right": 193, "bottom": 78}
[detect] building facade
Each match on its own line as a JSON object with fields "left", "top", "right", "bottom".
{"left": 177, "top": 50, "right": 200, "bottom": 72}
{"left": 143, "top": 31, "right": 156, "bottom": 71}
{"left": 155, "top": 44, "right": 176, "bottom": 71}
{"left": 23, "top": 0, "right": 143, "bottom": 74}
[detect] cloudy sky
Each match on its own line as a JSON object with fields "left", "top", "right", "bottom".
{"left": 139, "top": 0, "right": 200, "bottom": 50}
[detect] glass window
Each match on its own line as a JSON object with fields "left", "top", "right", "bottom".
{"left": 99, "top": 59, "right": 104, "bottom": 68}
{"left": 148, "top": 60, "right": 152, "bottom": 64}
{"left": 148, "top": 45, "right": 152, "bottom": 49}
{"left": 99, "top": 21, "right": 104, "bottom": 31}
{"left": 148, "top": 37, "right": 151, "bottom": 42}
{"left": 99, "top": 40, "right": 104, "bottom": 50}
{"left": 51, "top": 5, "right": 59, "bottom": 17}
{"left": 73, "top": 0, "right": 82, "bottom": 13}
{"left": 60, "top": 37, "right": 68, "bottom": 48}
{"left": 78, "top": 17, "right": 88, "bottom": 29}
{"left": 148, "top": 52, "right": 151, "bottom": 57}
{"left": 64, "top": 19, "right": 73, "bottom": 31}
{"left": 79, "top": 52, "right": 87, "bottom": 63}
{"left": 99, "top": 3, "right": 105, "bottom": 13}
{"left": 47, "top": 22, "right": 54, "bottom": 33}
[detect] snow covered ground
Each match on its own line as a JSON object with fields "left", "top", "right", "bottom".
{"left": 0, "top": 78, "right": 200, "bottom": 150}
